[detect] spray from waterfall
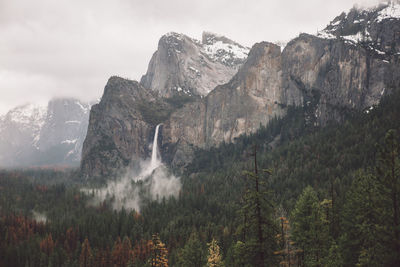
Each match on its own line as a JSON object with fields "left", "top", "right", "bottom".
{"left": 83, "top": 123, "right": 181, "bottom": 212}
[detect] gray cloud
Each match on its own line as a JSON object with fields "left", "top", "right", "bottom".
{"left": 0, "top": 0, "right": 384, "bottom": 114}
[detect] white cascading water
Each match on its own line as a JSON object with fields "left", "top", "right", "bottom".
{"left": 150, "top": 124, "right": 161, "bottom": 171}
{"left": 134, "top": 124, "right": 162, "bottom": 179}
{"left": 85, "top": 122, "right": 181, "bottom": 211}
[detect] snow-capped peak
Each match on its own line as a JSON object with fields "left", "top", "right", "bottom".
{"left": 315, "top": 0, "right": 400, "bottom": 48}
{"left": 6, "top": 103, "right": 47, "bottom": 126}
{"left": 164, "top": 32, "right": 185, "bottom": 40}
{"left": 160, "top": 31, "right": 250, "bottom": 67}
{"left": 200, "top": 31, "right": 250, "bottom": 67}
{"left": 375, "top": 1, "right": 400, "bottom": 22}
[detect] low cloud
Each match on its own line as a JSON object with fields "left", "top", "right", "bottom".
{"left": 32, "top": 210, "right": 48, "bottom": 223}
{"left": 83, "top": 159, "right": 181, "bottom": 212}
{"left": 0, "top": 0, "right": 385, "bottom": 115}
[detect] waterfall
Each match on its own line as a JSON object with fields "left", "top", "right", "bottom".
{"left": 150, "top": 124, "right": 161, "bottom": 171}
{"left": 84, "top": 122, "right": 181, "bottom": 211}
{"left": 134, "top": 124, "right": 162, "bottom": 179}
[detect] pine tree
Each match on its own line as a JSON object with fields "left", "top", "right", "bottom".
{"left": 206, "top": 238, "right": 224, "bottom": 267}
{"left": 376, "top": 129, "right": 400, "bottom": 265}
{"left": 340, "top": 170, "right": 388, "bottom": 266}
{"left": 323, "top": 241, "right": 343, "bottom": 267}
{"left": 178, "top": 232, "right": 205, "bottom": 267}
{"left": 237, "top": 146, "right": 278, "bottom": 266}
{"left": 291, "top": 186, "right": 329, "bottom": 266}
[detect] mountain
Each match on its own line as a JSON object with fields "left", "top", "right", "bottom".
{"left": 80, "top": 1, "right": 400, "bottom": 179}
{"left": 0, "top": 98, "right": 92, "bottom": 168}
{"left": 140, "top": 32, "right": 249, "bottom": 97}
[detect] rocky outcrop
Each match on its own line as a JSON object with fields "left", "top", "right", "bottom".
{"left": 161, "top": 42, "right": 284, "bottom": 159}
{"left": 0, "top": 98, "right": 91, "bottom": 168}
{"left": 140, "top": 32, "right": 249, "bottom": 97}
{"left": 80, "top": 77, "right": 175, "bottom": 179}
{"left": 281, "top": 33, "right": 395, "bottom": 125}
{"left": 291, "top": 1, "right": 400, "bottom": 124}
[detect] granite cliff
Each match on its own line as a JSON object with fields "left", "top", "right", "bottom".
{"left": 80, "top": 78, "right": 175, "bottom": 178}
{"left": 80, "top": 2, "right": 400, "bottom": 179}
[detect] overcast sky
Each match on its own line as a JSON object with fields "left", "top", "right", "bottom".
{"left": 0, "top": 0, "right": 384, "bottom": 114}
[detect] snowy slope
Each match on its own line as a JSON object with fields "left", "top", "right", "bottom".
{"left": 201, "top": 31, "right": 249, "bottom": 67}
{"left": 141, "top": 31, "right": 250, "bottom": 96}
{"left": 316, "top": 1, "right": 400, "bottom": 45}
{"left": 0, "top": 98, "right": 94, "bottom": 168}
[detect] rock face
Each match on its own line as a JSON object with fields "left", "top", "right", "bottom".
{"left": 295, "top": 1, "right": 400, "bottom": 124}
{"left": 162, "top": 42, "right": 285, "bottom": 164}
{"left": 81, "top": 2, "right": 400, "bottom": 178}
{"left": 80, "top": 77, "right": 174, "bottom": 179}
{"left": 0, "top": 98, "right": 91, "bottom": 168}
{"left": 140, "top": 32, "right": 249, "bottom": 97}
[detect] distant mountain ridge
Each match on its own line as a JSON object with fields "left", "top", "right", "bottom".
{"left": 0, "top": 98, "right": 93, "bottom": 168}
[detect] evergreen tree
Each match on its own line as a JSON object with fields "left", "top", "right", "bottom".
{"left": 291, "top": 186, "right": 328, "bottom": 266}
{"left": 323, "top": 241, "right": 343, "bottom": 267}
{"left": 237, "top": 146, "right": 278, "bottom": 266}
{"left": 340, "top": 170, "right": 388, "bottom": 266}
{"left": 178, "top": 232, "right": 205, "bottom": 267}
{"left": 376, "top": 129, "right": 400, "bottom": 265}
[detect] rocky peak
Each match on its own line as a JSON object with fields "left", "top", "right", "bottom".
{"left": 158, "top": 32, "right": 198, "bottom": 56}
{"left": 103, "top": 76, "right": 154, "bottom": 104}
{"left": 202, "top": 31, "right": 237, "bottom": 46}
{"left": 316, "top": 1, "right": 400, "bottom": 58}
{"left": 140, "top": 32, "right": 249, "bottom": 97}
{"left": 201, "top": 31, "right": 249, "bottom": 67}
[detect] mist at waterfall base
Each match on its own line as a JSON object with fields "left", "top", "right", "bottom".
{"left": 84, "top": 125, "right": 181, "bottom": 212}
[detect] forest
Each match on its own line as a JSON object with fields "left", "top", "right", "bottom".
{"left": 1, "top": 89, "right": 400, "bottom": 266}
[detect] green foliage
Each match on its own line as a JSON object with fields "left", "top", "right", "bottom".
{"left": 177, "top": 232, "right": 206, "bottom": 267}
{"left": 291, "top": 186, "right": 329, "bottom": 266}
{"left": 324, "top": 241, "right": 343, "bottom": 267}
{"left": 1, "top": 89, "right": 400, "bottom": 266}
{"left": 227, "top": 241, "right": 253, "bottom": 267}
{"left": 236, "top": 159, "right": 278, "bottom": 266}
{"left": 339, "top": 129, "right": 400, "bottom": 266}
